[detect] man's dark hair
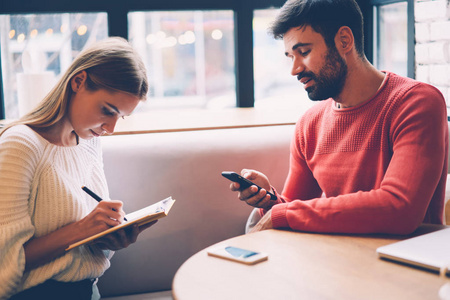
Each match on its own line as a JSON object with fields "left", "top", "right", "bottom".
{"left": 269, "top": 0, "right": 365, "bottom": 57}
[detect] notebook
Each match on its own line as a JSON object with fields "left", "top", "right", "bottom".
{"left": 376, "top": 227, "right": 450, "bottom": 276}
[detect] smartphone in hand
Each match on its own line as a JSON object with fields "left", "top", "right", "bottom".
{"left": 221, "top": 171, "right": 277, "bottom": 200}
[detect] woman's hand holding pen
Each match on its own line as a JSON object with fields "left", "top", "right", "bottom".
{"left": 77, "top": 186, "right": 157, "bottom": 250}
{"left": 76, "top": 199, "right": 157, "bottom": 251}
{"left": 76, "top": 200, "right": 126, "bottom": 239}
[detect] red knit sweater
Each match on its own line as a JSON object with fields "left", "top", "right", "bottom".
{"left": 270, "top": 72, "right": 448, "bottom": 234}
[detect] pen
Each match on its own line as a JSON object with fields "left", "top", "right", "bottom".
{"left": 82, "top": 186, "right": 127, "bottom": 221}
{"left": 82, "top": 186, "right": 102, "bottom": 201}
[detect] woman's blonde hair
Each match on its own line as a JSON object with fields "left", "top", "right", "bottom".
{"left": 1, "top": 37, "right": 148, "bottom": 135}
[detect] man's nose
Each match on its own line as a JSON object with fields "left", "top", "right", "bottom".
{"left": 291, "top": 57, "right": 305, "bottom": 77}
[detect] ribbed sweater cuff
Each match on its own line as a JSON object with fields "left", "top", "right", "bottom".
{"left": 258, "top": 187, "right": 290, "bottom": 228}
{"left": 271, "top": 203, "right": 290, "bottom": 228}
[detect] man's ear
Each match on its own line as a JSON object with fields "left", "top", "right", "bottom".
{"left": 70, "top": 71, "right": 87, "bottom": 92}
{"left": 335, "top": 26, "right": 354, "bottom": 55}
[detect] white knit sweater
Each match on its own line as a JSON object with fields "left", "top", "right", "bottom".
{"left": 0, "top": 125, "right": 111, "bottom": 299}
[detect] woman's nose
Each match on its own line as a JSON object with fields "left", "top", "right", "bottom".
{"left": 101, "top": 119, "right": 118, "bottom": 135}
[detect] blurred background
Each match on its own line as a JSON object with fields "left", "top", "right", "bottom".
{"left": 0, "top": 0, "right": 449, "bottom": 120}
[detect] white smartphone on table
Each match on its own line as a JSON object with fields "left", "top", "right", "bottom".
{"left": 207, "top": 245, "right": 268, "bottom": 265}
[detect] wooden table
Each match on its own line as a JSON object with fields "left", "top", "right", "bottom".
{"left": 172, "top": 225, "right": 450, "bottom": 300}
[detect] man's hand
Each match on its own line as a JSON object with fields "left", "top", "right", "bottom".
{"left": 230, "top": 169, "right": 276, "bottom": 209}
{"left": 249, "top": 210, "right": 273, "bottom": 233}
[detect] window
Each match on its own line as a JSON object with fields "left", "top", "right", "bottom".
{"left": 253, "top": 9, "right": 309, "bottom": 109}
{"left": 0, "top": 13, "right": 108, "bottom": 119}
{"left": 372, "top": 0, "right": 414, "bottom": 78}
{"left": 375, "top": 2, "right": 408, "bottom": 76}
{"left": 128, "top": 10, "right": 235, "bottom": 112}
{"left": 0, "top": 0, "right": 382, "bottom": 121}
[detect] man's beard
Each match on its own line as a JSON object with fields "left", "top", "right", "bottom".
{"left": 298, "top": 46, "right": 348, "bottom": 101}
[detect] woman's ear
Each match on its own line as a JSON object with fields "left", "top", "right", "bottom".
{"left": 70, "top": 71, "right": 87, "bottom": 92}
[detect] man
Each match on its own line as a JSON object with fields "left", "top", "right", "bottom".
{"left": 230, "top": 0, "right": 448, "bottom": 234}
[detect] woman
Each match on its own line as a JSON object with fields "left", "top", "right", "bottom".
{"left": 0, "top": 37, "right": 153, "bottom": 299}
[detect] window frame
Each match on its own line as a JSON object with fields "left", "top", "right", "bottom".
{"left": 0, "top": 0, "right": 372, "bottom": 119}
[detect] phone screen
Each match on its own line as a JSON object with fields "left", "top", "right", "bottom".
{"left": 225, "top": 246, "right": 258, "bottom": 258}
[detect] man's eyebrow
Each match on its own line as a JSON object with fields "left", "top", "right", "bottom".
{"left": 285, "top": 42, "right": 312, "bottom": 56}
{"left": 106, "top": 103, "right": 120, "bottom": 114}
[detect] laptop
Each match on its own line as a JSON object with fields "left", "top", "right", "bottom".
{"left": 376, "top": 227, "right": 450, "bottom": 276}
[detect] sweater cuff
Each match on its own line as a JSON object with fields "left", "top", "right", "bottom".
{"left": 271, "top": 203, "right": 290, "bottom": 228}
{"left": 259, "top": 186, "right": 289, "bottom": 228}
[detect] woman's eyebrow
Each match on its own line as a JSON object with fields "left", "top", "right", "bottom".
{"left": 105, "top": 102, "right": 121, "bottom": 114}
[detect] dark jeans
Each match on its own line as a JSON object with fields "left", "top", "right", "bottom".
{"left": 9, "top": 279, "right": 94, "bottom": 300}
